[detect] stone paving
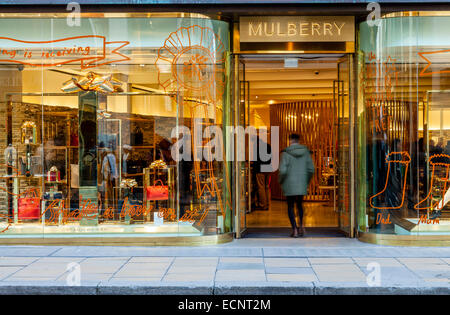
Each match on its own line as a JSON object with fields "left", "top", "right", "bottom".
{"left": 0, "top": 238, "right": 448, "bottom": 294}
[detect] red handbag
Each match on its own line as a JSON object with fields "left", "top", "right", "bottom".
{"left": 18, "top": 190, "right": 41, "bottom": 220}
{"left": 47, "top": 166, "right": 61, "bottom": 182}
{"left": 146, "top": 179, "right": 169, "bottom": 201}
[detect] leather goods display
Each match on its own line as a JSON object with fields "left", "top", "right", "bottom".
{"left": 130, "top": 125, "right": 144, "bottom": 146}
{"left": 119, "top": 195, "right": 143, "bottom": 215}
{"left": 70, "top": 132, "right": 79, "bottom": 146}
{"left": 146, "top": 179, "right": 169, "bottom": 200}
{"left": 18, "top": 190, "right": 41, "bottom": 220}
{"left": 47, "top": 166, "right": 61, "bottom": 182}
{"left": 54, "top": 131, "right": 66, "bottom": 146}
{"left": 43, "top": 191, "right": 63, "bottom": 200}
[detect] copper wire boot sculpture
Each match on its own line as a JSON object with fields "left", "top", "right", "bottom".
{"left": 415, "top": 154, "right": 450, "bottom": 211}
{"left": 369, "top": 151, "right": 411, "bottom": 210}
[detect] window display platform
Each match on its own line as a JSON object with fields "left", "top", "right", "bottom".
{"left": 0, "top": 218, "right": 233, "bottom": 246}
{"left": 394, "top": 218, "right": 450, "bottom": 235}
{"left": 0, "top": 222, "right": 209, "bottom": 236}
{"left": 358, "top": 231, "right": 450, "bottom": 246}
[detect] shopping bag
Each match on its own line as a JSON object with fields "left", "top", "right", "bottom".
{"left": 146, "top": 179, "right": 169, "bottom": 200}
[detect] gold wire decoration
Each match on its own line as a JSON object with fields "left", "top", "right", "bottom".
{"left": 150, "top": 159, "right": 168, "bottom": 169}
{"left": 61, "top": 71, "right": 124, "bottom": 93}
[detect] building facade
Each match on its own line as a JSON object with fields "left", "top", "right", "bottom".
{"left": 0, "top": 1, "right": 449, "bottom": 246}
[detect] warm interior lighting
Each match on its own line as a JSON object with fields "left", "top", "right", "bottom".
{"left": 286, "top": 114, "right": 297, "bottom": 120}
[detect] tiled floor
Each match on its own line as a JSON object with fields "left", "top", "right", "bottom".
{"left": 247, "top": 200, "right": 338, "bottom": 228}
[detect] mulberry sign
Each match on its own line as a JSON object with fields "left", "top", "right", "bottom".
{"left": 240, "top": 16, "right": 354, "bottom": 42}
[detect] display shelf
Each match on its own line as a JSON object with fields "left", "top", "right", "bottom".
{"left": 44, "top": 180, "right": 67, "bottom": 184}
{"left": 123, "top": 173, "right": 144, "bottom": 177}
{"left": 130, "top": 145, "right": 155, "bottom": 149}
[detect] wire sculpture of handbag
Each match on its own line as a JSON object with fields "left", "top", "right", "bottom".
{"left": 146, "top": 179, "right": 169, "bottom": 201}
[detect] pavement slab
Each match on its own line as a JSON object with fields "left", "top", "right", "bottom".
{"left": 0, "top": 238, "right": 447, "bottom": 294}
{"left": 353, "top": 258, "right": 403, "bottom": 267}
{"left": 264, "top": 258, "right": 310, "bottom": 268}
{"left": 266, "top": 274, "right": 318, "bottom": 282}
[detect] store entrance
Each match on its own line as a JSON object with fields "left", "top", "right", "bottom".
{"left": 235, "top": 54, "right": 353, "bottom": 238}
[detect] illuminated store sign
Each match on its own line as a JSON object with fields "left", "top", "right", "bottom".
{"left": 239, "top": 16, "right": 354, "bottom": 42}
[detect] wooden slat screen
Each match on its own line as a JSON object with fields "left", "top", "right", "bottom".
{"left": 270, "top": 100, "right": 336, "bottom": 201}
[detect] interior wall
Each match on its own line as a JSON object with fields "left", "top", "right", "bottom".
{"left": 250, "top": 107, "right": 271, "bottom": 128}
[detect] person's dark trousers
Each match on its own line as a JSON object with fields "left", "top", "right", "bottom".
{"left": 255, "top": 172, "right": 271, "bottom": 210}
{"left": 286, "top": 195, "right": 304, "bottom": 229}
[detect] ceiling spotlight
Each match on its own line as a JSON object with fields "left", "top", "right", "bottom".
{"left": 140, "top": 64, "right": 145, "bottom": 67}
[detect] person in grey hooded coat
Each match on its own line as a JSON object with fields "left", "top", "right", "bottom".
{"left": 278, "top": 133, "right": 315, "bottom": 237}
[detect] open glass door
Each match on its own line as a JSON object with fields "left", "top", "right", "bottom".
{"left": 234, "top": 55, "right": 250, "bottom": 238}
{"left": 335, "top": 55, "right": 354, "bottom": 236}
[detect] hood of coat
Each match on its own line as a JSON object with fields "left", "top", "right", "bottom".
{"left": 283, "top": 144, "right": 309, "bottom": 158}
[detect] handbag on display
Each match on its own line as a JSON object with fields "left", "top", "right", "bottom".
{"left": 119, "top": 193, "right": 143, "bottom": 214}
{"left": 43, "top": 191, "right": 63, "bottom": 200}
{"left": 18, "top": 190, "right": 41, "bottom": 220}
{"left": 54, "top": 131, "right": 66, "bottom": 146}
{"left": 130, "top": 125, "right": 144, "bottom": 146}
{"left": 146, "top": 179, "right": 169, "bottom": 201}
{"left": 127, "top": 159, "right": 142, "bottom": 174}
{"left": 70, "top": 132, "right": 79, "bottom": 146}
{"left": 47, "top": 166, "right": 61, "bottom": 182}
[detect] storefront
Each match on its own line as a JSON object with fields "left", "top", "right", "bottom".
{"left": 357, "top": 12, "right": 450, "bottom": 246}
{"left": 0, "top": 1, "right": 449, "bottom": 246}
{"left": 0, "top": 13, "right": 234, "bottom": 245}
